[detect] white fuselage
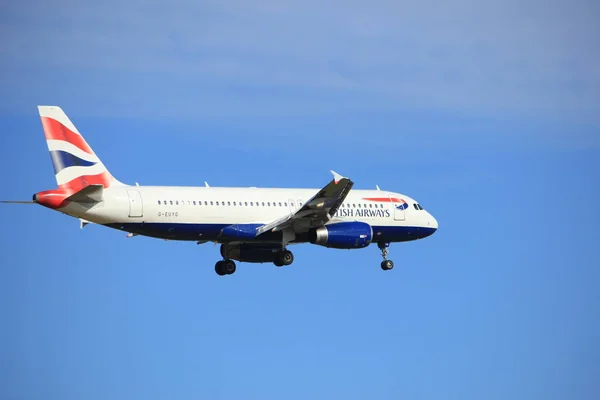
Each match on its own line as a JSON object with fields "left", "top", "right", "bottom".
{"left": 59, "top": 186, "right": 437, "bottom": 244}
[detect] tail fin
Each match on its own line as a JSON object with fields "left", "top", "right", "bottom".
{"left": 37, "top": 106, "right": 126, "bottom": 190}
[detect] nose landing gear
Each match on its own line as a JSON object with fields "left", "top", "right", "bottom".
{"left": 378, "top": 242, "right": 394, "bottom": 271}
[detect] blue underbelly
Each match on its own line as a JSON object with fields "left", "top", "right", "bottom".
{"left": 104, "top": 222, "right": 436, "bottom": 243}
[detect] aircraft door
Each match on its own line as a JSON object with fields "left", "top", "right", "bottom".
{"left": 288, "top": 198, "right": 303, "bottom": 214}
{"left": 390, "top": 194, "right": 405, "bottom": 221}
{"left": 127, "top": 190, "right": 143, "bottom": 217}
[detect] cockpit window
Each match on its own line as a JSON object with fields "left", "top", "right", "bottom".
{"left": 413, "top": 203, "right": 419, "bottom": 210}
{"left": 418, "top": 204, "right": 424, "bottom": 210}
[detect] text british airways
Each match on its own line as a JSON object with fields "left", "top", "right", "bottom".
{"left": 334, "top": 208, "right": 391, "bottom": 218}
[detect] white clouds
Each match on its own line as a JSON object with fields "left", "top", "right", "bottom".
{"left": 1, "top": 0, "right": 599, "bottom": 124}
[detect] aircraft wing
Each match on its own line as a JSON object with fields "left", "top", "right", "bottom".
{"left": 255, "top": 170, "right": 353, "bottom": 236}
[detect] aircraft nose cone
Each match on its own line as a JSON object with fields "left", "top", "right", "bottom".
{"left": 431, "top": 215, "right": 438, "bottom": 230}
{"left": 425, "top": 212, "right": 438, "bottom": 235}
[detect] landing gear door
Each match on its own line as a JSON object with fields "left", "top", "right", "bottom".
{"left": 127, "top": 190, "right": 143, "bottom": 218}
{"left": 390, "top": 194, "right": 405, "bottom": 221}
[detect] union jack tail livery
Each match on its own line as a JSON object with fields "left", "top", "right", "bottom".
{"left": 38, "top": 106, "right": 124, "bottom": 190}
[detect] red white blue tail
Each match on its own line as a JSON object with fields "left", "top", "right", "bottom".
{"left": 38, "top": 106, "right": 125, "bottom": 190}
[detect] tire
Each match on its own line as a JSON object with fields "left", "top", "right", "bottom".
{"left": 215, "top": 261, "right": 226, "bottom": 276}
{"left": 281, "top": 250, "right": 294, "bottom": 266}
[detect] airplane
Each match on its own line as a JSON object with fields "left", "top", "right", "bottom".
{"left": 2, "top": 106, "right": 438, "bottom": 275}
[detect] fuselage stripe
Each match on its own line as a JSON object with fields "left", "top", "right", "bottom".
{"left": 363, "top": 197, "right": 402, "bottom": 203}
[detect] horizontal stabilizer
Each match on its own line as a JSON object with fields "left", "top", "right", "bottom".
{"left": 65, "top": 184, "right": 104, "bottom": 203}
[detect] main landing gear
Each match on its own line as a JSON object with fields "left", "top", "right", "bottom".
{"left": 379, "top": 242, "right": 394, "bottom": 271}
{"left": 215, "top": 259, "right": 236, "bottom": 276}
{"left": 273, "top": 249, "right": 294, "bottom": 267}
{"left": 214, "top": 247, "right": 295, "bottom": 275}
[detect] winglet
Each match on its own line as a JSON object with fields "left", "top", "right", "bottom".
{"left": 330, "top": 170, "right": 345, "bottom": 184}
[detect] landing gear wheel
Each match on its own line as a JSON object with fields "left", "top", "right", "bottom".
{"left": 274, "top": 259, "right": 284, "bottom": 267}
{"left": 223, "top": 259, "right": 236, "bottom": 275}
{"left": 215, "top": 260, "right": 236, "bottom": 275}
{"left": 215, "top": 261, "right": 226, "bottom": 276}
{"left": 378, "top": 242, "right": 393, "bottom": 271}
{"left": 279, "top": 250, "right": 294, "bottom": 266}
{"left": 381, "top": 260, "right": 394, "bottom": 271}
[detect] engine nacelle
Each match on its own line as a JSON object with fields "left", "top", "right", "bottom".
{"left": 308, "top": 221, "right": 373, "bottom": 249}
{"left": 221, "top": 243, "right": 280, "bottom": 263}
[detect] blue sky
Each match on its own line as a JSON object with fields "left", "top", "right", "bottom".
{"left": 1, "top": 1, "right": 599, "bottom": 399}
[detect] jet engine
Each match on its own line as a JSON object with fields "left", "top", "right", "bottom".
{"left": 308, "top": 221, "right": 373, "bottom": 249}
